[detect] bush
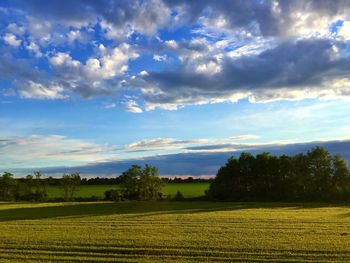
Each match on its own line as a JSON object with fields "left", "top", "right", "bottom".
{"left": 104, "top": 189, "right": 122, "bottom": 201}
{"left": 174, "top": 191, "right": 184, "bottom": 201}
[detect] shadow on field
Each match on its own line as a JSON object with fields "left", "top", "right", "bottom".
{"left": 0, "top": 201, "right": 349, "bottom": 221}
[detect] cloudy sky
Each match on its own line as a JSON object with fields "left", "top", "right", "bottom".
{"left": 1, "top": 0, "right": 350, "bottom": 176}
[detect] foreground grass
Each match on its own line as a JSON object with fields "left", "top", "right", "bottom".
{"left": 0, "top": 202, "right": 349, "bottom": 262}
{"left": 47, "top": 183, "right": 210, "bottom": 199}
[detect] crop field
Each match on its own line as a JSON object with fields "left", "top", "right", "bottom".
{"left": 0, "top": 201, "right": 350, "bottom": 262}
{"left": 47, "top": 183, "right": 210, "bottom": 199}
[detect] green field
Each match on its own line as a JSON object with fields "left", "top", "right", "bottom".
{"left": 0, "top": 201, "right": 350, "bottom": 262}
{"left": 47, "top": 183, "right": 210, "bottom": 199}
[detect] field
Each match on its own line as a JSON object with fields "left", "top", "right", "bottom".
{"left": 0, "top": 201, "right": 350, "bottom": 262}
{"left": 47, "top": 183, "right": 210, "bottom": 199}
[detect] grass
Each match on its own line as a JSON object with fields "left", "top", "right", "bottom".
{"left": 0, "top": 201, "right": 350, "bottom": 262}
{"left": 47, "top": 182, "right": 210, "bottom": 199}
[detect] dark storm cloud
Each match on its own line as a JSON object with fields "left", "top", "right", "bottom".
{"left": 0, "top": 53, "right": 43, "bottom": 82}
{"left": 15, "top": 140, "right": 350, "bottom": 177}
{"left": 165, "top": 0, "right": 350, "bottom": 36}
{"left": 142, "top": 38, "right": 350, "bottom": 106}
{"left": 12, "top": 0, "right": 170, "bottom": 35}
{"left": 13, "top": 0, "right": 350, "bottom": 37}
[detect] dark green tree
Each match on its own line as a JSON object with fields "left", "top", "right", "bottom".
{"left": 207, "top": 147, "right": 350, "bottom": 202}
{"left": 0, "top": 172, "right": 16, "bottom": 200}
{"left": 119, "top": 164, "right": 164, "bottom": 200}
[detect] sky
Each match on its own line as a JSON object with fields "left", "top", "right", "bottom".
{"left": 1, "top": 0, "right": 350, "bottom": 176}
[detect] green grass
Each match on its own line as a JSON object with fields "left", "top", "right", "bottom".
{"left": 0, "top": 201, "right": 350, "bottom": 262}
{"left": 47, "top": 183, "right": 210, "bottom": 199}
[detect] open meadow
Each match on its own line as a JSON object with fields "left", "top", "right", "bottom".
{"left": 47, "top": 183, "right": 210, "bottom": 199}
{"left": 0, "top": 201, "right": 350, "bottom": 262}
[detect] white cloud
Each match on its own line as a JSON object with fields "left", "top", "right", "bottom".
{"left": 3, "top": 33, "right": 21, "bottom": 47}
{"left": 195, "top": 61, "right": 221, "bottom": 74}
{"left": 338, "top": 21, "right": 350, "bottom": 40}
{"left": 125, "top": 138, "right": 208, "bottom": 152}
{"left": 19, "top": 81, "right": 66, "bottom": 99}
{"left": 104, "top": 103, "right": 117, "bottom": 109}
{"left": 26, "top": 42, "right": 42, "bottom": 58}
{"left": 49, "top": 52, "right": 81, "bottom": 67}
{"left": 165, "top": 40, "right": 178, "bottom": 49}
{"left": 46, "top": 44, "right": 139, "bottom": 98}
{"left": 67, "top": 30, "right": 84, "bottom": 42}
{"left": 139, "top": 70, "right": 149, "bottom": 76}
{"left": 83, "top": 43, "right": 139, "bottom": 80}
{"left": 124, "top": 100, "right": 143, "bottom": 113}
{"left": 153, "top": 54, "right": 167, "bottom": 61}
{"left": 124, "top": 135, "right": 260, "bottom": 152}
{"left": 0, "top": 135, "right": 115, "bottom": 168}
{"left": 7, "top": 23, "right": 25, "bottom": 35}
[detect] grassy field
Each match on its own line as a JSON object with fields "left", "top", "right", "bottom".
{"left": 47, "top": 183, "right": 210, "bottom": 199}
{"left": 0, "top": 201, "right": 350, "bottom": 262}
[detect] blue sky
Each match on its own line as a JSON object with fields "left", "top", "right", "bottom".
{"left": 1, "top": 0, "right": 350, "bottom": 175}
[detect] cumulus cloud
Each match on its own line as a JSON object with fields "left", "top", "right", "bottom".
{"left": 16, "top": 0, "right": 170, "bottom": 38}
{"left": 139, "top": 38, "right": 350, "bottom": 110}
{"left": 19, "top": 81, "right": 66, "bottom": 99}
{"left": 47, "top": 44, "right": 139, "bottom": 97}
{"left": 153, "top": 54, "right": 167, "bottom": 62}
{"left": 165, "top": 0, "right": 350, "bottom": 38}
{"left": 7, "top": 23, "right": 25, "bottom": 35}
{"left": 25, "top": 42, "right": 42, "bottom": 58}
{"left": 3, "top": 33, "right": 21, "bottom": 47}
{"left": 338, "top": 21, "right": 350, "bottom": 40}
{"left": 3, "top": 0, "right": 350, "bottom": 111}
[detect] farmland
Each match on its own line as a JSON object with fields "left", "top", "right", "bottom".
{"left": 47, "top": 182, "right": 210, "bottom": 199}
{"left": 0, "top": 201, "right": 350, "bottom": 262}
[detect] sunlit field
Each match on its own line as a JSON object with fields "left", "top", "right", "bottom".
{"left": 47, "top": 183, "right": 210, "bottom": 199}
{"left": 0, "top": 201, "right": 349, "bottom": 262}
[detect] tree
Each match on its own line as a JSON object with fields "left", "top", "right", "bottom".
{"left": 119, "top": 164, "right": 164, "bottom": 200}
{"left": 33, "top": 172, "right": 48, "bottom": 201}
{"left": 0, "top": 172, "right": 16, "bottom": 200}
{"left": 61, "top": 173, "right": 81, "bottom": 201}
{"left": 119, "top": 165, "right": 142, "bottom": 199}
{"left": 307, "top": 147, "right": 333, "bottom": 200}
{"left": 331, "top": 154, "right": 350, "bottom": 198}
{"left": 207, "top": 147, "right": 350, "bottom": 202}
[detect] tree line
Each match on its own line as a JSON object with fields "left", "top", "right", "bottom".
{"left": 2, "top": 146, "right": 349, "bottom": 202}
{"left": 0, "top": 172, "right": 81, "bottom": 201}
{"left": 0, "top": 165, "right": 164, "bottom": 202}
{"left": 207, "top": 147, "right": 350, "bottom": 202}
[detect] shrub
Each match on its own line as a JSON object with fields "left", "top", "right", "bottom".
{"left": 104, "top": 189, "right": 122, "bottom": 201}
{"left": 174, "top": 191, "right": 184, "bottom": 201}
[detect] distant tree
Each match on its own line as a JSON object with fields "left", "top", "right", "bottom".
{"left": 306, "top": 147, "right": 333, "bottom": 200}
{"left": 119, "top": 165, "right": 142, "bottom": 199}
{"left": 0, "top": 172, "right": 16, "bottom": 200}
{"left": 32, "top": 172, "right": 48, "bottom": 201}
{"left": 13, "top": 174, "right": 34, "bottom": 201}
{"left": 331, "top": 154, "right": 350, "bottom": 199}
{"left": 61, "top": 173, "right": 81, "bottom": 201}
{"left": 119, "top": 164, "right": 164, "bottom": 200}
